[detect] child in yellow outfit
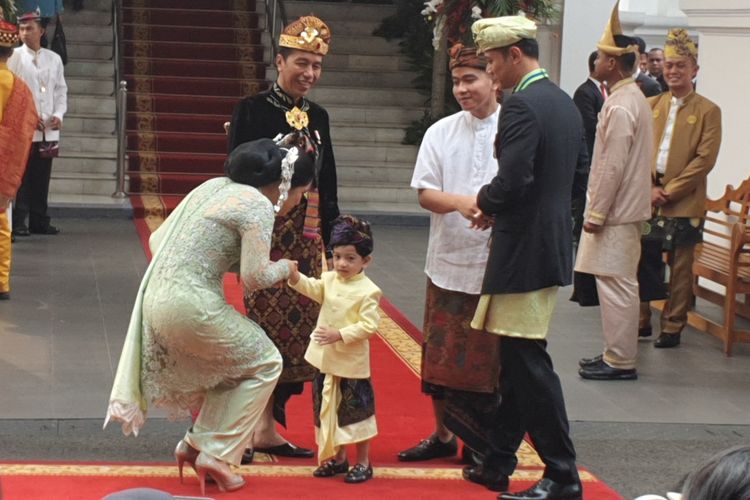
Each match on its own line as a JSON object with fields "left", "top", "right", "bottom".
{"left": 288, "top": 215, "right": 382, "bottom": 484}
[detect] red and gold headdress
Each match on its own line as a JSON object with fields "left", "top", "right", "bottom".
{"left": 0, "top": 0, "right": 19, "bottom": 48}
{"left": 279, "top": 15, "right": 331, "bottom": 56}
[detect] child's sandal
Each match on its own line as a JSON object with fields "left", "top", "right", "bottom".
{"left": 344, "top": 463, "right": 373, "bottom": 483}
{"left": 313, "top": 459, "right": 349, "bottom": 478}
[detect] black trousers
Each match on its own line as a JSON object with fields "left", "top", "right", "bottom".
{"left": 13, "top": 144, "right": 53, "bottom": 231}
{"left": 484, "top": 336, "right": 579, "bottom": 485}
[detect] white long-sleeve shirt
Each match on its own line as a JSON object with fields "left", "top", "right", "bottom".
{"left": 8, "top": 45, "right": 67, "bottom": 142}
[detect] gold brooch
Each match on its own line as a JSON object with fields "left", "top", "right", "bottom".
{"left": 687, "top": 115, "right": 697, "bottom": 125}
{"left": 285, "top": 107, "right": 309, "bottom": 131}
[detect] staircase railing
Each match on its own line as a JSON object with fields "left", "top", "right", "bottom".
{"left": 265, "top": 0, "right": 288, "bottom": 59}
{"left": 112, "top": 0, "right": 127, "bottom": 198}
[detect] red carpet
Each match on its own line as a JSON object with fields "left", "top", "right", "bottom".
{"left": 123, "top": 0, "right": 266, "bottom": 219}
{"left": 0, "top": 221, "right": 623, "bottom": 499}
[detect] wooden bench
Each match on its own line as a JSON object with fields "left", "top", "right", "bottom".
{"left": 689, "top": 178, "right": 750, "bottom": 355}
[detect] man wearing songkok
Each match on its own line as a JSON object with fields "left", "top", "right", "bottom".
{"left": 638, "top": 28, "right": 721, "bottom": 349}
{"left": 227, "top": 14, "right": 339, "bottom": 461}
{"left": 398, "top": 43, "right": 501, "bottom": 464}
{"left": 0, "top": 2, "right": 38, "bottom": 300}
{"left": 465, "top": 14, "right": 588, "bottom": 500}
{"left": 576, "top": 1, "right": 653, "bottom": 381}
{"left": 9, "top": 8, "right": 67, "bottom": 236}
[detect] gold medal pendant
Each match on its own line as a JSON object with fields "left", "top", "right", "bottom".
{"left": 285, "top": 106, "right": 309, "bottom": 131}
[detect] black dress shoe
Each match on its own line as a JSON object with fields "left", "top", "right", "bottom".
{"left": 30, "top": 225, "right": 59, "bottom": 235}
{"left": 13, "top": 227, "right": 30, "bottom": 237}
{"left": 398, "top": 435, "right": 457, "bottom": 461}
{"left": 240, "top": 448, "right": 254, "bottom": 464}
{"left": 461, "top": 445, "right": 483, "bottom": 466}
{"left": 462, "top": 465, "right": 509, "bottom": 492}
{"left": 254, "top": 442, "right": 314, "bottom": 458}
{"left": 0, "top": 292, "right": 9, "bottom": 300}
{"left": 638, "top": 326, "right": 653, "bottom": 338}
{"left": 578, "top": 359, "right": 637, "bottom": 380}
{"left": 578, "top": 354, "right": 602, "bottom": 368}
{"left": 498, "top": 478, "right": 582, "bottom": 500}
{"left": 654, "top": 332, "right": 681, "bottom": 348}
{"left": 313, "top": 459, "right": 349, "bottom": 477}
{"left": 344, "top": 463, "right": 373, "bottom": 484}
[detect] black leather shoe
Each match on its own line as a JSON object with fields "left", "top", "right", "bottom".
{"left": 0, "top": 292, "right": 9, "bottom": 300}
{"left": 313, "top": 459, "right": 349, "bottom": 478}
{"left": 461, "top": 445, "right": 483, "bottom": 466}
{"left": 240, "top": 448, "right": 254, "bottom": 464}
{"left": 499, "top": 478, "right": 582, "bottom": 499}
{"left": 578, "top": 354, "right": 602, "bottom": 368}
{"left": 654, "top": 333, "right": 681, "bottom": 348}
{"left": 578, "top": 359, "right": 637, "bottom": 380}
{"left": 638, "top": 326, "right": 653, "bottom": 338}
{"left": 344, "top": 463, "right": 373, "bottom": 483}
{"left": 462, "top": 465, "right": 509, "bottom": 492}
{"left": 254, "top": 442, "right": 314, "bottom": 458}
{"left": 30, "top": 225, "right": 59, "bottom": 235}
{"left": 13, "top": 226, "right": 30, "bottom": 237}
{"left": 398, "top": 435, "right": 457, "bottom": 462}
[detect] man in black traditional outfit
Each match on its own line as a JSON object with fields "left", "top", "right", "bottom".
{"left": 227, "top": 14, "right": 339, "bottom": 461}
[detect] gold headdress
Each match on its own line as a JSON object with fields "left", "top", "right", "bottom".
{"left": 597, "top": 0, "right": 638, "bottom": 56}
{"left": 449, "top": 43, "right": 488, "bottom": 70}
{"left": 471, "top": 16, "right": 537, "bottom": 54}
{"left": 0, "top": 0, "right": 19, "bottom": 48}
{"left": 665, "top": 28, "right": 697, "bottom": 60}
{"left": 279, "top": 15, "right": 331, "bottom": 56}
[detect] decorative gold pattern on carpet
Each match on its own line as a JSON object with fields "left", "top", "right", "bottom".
{"left": 0, "top": 464, "right": 597, "bottom": 482}
{"left": 376, "top": 308, "right": 421, "bottom": 376}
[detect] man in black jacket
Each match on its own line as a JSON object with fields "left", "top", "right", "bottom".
{"left": 464, "top": 15, "right": 588, "bottom": 500}
{"left": 572, "top": 51, "right": 604, "bottom": 242}
{"left": 634, "top": 37, "right": 662, "bottom": 97}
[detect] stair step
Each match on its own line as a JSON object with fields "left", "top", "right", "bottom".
{"left": 323, "top": 53, "right": 410, "bottom": 71}
{"left": 67, "top": 42, "right": 113, "bottom": 60}
{"left": 327, "top": 35, "right": 400, "bottom": 56}
{"left": 325, "top": 104, "right": 426, "bottom": 125}
{"left": 68, "top": 95, "right": 116, "bottom": 115}
{"left": 67, "top": 76, "right": 115, "bottom": 97}
{"left": 338, "top": 183, "right": 418, "bottom": 205}
{"left": 50, "top": 172, "right": 118, "bottom": 196}
{"left": 122, "top": 40, "right": 264, "bottom": 62}
{"left": 122, "top": 7, "right": 259, "bottom": 28}
{"left": 65, "top": 60, "right": 116, "bottom": 78}
{"left": 284, "top": 1, "right": 395, "bottom": 22}
{"left": 309, "top": 86, "right": 425, "bottom": 107}
{"left": 69, "top": 0, "right": 111, "bottom": 11}
{"left": 60, "top": 134, "right": 118, "bottom": 154}
{"left": 337, "top": 163, "right": 414, "bottom": 184}
{"left": 64, "top": 114, "right": 117, "bottom": 134}
{"left": 54, "top": 154, "right": 118, "bottom": 174}
{"left": 330, "top": 124, "right": 405, "bottom": 143}
{"left": 312, "top": 69, "right": 415, "bottom": 88}
{"left": 122, "top": 24, "right": 261, "bottom": 45}
{"left": 334, "top": 143, "right": 418, "bottom": 164}
{"left": 338, "top": 200, "right": 426, "bottom": 217}
{"left": 64, "top": 25, "right": 113, "bottom": 44}
{"left": 63, "top": 9, "right": 113, "bottom": 25}
{"left": 122, "top": 0, "right": 256, "bottom": 11}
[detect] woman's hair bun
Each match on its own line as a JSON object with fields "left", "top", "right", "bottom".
{"left": 225, "top": 139, "right": 283, "bottom": 187}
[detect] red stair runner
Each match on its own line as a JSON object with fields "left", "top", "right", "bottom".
{"left": 123, "top": 0, "right": 267, "bottom": 218}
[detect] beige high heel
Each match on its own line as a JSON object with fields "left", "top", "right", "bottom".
{"left": 174, "top": 440, "right": 199, "bottom": 483}
{"left": 195, "top": 451, "right": 246, "bottom": 495}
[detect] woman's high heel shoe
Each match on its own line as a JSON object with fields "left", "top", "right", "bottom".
{"left": 174, "top": 440, "right": 199, "bottom": 483}
{"left": 195, "top": 451, "right": 246, "bottom": 495}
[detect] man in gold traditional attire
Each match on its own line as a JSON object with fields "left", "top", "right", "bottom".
{"left": 0, "top": 3, "right": 39, "bottom": 300}
{"left": 639, "top": 28, "right": 722, "bottom": 348}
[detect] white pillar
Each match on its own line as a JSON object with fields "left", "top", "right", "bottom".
{"left": 559, "top": 0, "right": 613, "bottom": 96}
{"left": 680, "top": 0, "right": 750, "bottom": 198}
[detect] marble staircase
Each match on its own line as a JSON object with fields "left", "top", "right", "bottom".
{"left": 266, "top": 1, "right": 428, "bottom": 217}
{"left": 51, "top": 0, "right": 118, "bottom": 201}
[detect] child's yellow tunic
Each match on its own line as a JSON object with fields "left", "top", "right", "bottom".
{"left": 290, "top": 270, "right": 382, "bottom": 462}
